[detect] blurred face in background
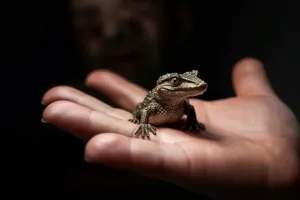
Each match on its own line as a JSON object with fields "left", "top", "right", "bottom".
{"left": 71, "top": 0, "right": 159, "bottom": 78}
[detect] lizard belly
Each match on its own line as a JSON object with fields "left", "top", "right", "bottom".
{"left": 148, "top": 106, "right": 184, "bottom": 126}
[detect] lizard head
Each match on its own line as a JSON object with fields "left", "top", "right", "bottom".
{"left": 155, "top": 70, "right": 207, "bottom": 101}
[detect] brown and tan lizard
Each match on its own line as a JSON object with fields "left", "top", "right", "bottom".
{"left": 128, "top": 70, "right": 208, "bottom": 139}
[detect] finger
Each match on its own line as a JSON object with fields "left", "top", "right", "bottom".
{"left": 86, "top": 70, "right": 147, "bottom": 111}
{"left": 232, "top": 58, "right": 275, "bottom": 97}
{"left": 42, "top": 86, "right": 131, "bottom": 119}
{"left": 43, "top": 101, "right": 138, "bottom": 141}
{"left": 85, "top": 133, "right": 205, "bottom": 182}
{"left": 85, "top": 133, "right": 287, "bottom": 191}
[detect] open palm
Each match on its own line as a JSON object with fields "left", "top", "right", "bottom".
{"left": 42, "top": 58, "right": 299, "bottom": 196}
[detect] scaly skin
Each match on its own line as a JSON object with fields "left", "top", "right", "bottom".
{"left": 129, "top": 70, "right": 207, "bottom": 139}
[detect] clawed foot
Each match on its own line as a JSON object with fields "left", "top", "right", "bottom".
{"left": 129, "top": 118, "right": 139, "bottom": 124}
{"left": 183, "top": 121, "right": 206, "bottom": 133}
{"left": 134, "top": 123, "right": 157, "bottom": 139}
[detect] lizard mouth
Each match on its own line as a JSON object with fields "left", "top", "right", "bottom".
{"left": 198, "top": 83, "right": 208, "bottom": 91}
{"left": 171, "top": 83, "right": 208, "bottom": 92}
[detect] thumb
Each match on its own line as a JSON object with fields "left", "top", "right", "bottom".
{"left": 232, "top": 58, "right": 275, "bottom": 97}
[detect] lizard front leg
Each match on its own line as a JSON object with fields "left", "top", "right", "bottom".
{"left": 183, "top": 99, "right": 206, "bottom": 132}
{"left": 129, "top": 103, "right": 143, "bottom": 124}
{"left": 134, "top": 105, "right": 157, "bottom": 139}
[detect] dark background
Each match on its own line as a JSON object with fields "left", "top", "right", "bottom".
{"left": 3, "top": 0, "right": 300, "bottom": 199}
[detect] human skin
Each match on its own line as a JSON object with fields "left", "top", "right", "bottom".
{"left": 42, "top": 58, "right": 300, "bottom": 199}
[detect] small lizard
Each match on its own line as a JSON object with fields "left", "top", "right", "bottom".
{"left": 128, "top": 70, "right": 208, "bottom": 139}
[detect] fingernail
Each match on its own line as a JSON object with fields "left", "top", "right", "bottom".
{"left": 41, "top": 118, "right": 47, "bottom": 123}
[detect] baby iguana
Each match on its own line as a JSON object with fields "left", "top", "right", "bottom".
{"left": 128, "top": 70, "right": 208, "bottom": 139}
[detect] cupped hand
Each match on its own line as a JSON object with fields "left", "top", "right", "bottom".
{"left": 42, "top": 58, "right": 299, "bottom": 196}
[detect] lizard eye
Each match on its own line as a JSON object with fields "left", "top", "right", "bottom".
{"left": 170, "top": 77, "right": 181, "bottom": 86}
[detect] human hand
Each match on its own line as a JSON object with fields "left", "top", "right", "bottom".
{"left": 42, "top": 58, "right": 299, "bottom": 198}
